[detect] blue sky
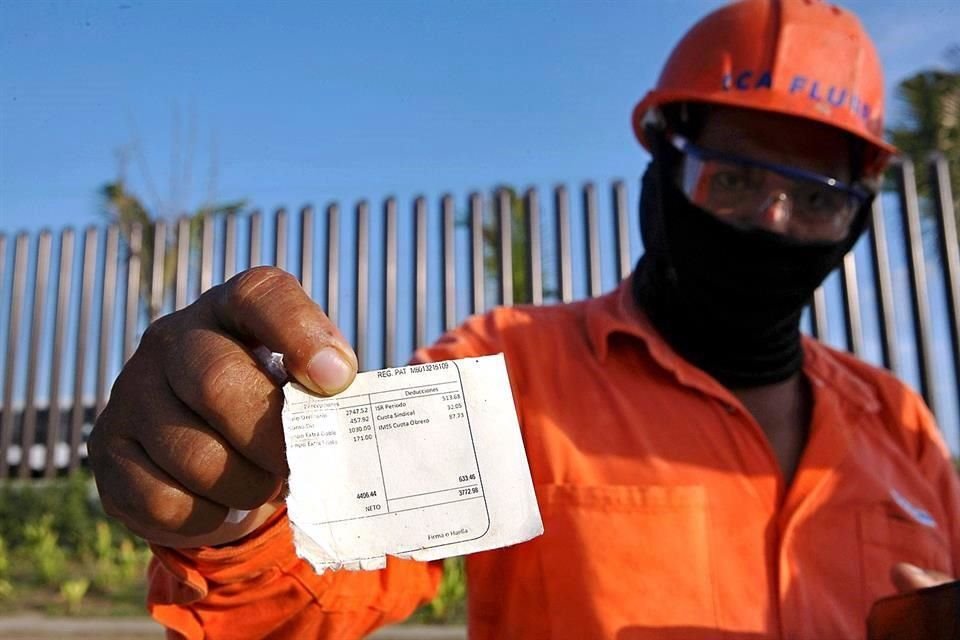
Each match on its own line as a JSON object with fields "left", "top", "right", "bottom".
{"left": 1, "top": 1, "right": 959, "bottom": 453}
{"left": 1, "top": 0, "right": 958, "bottom": 234}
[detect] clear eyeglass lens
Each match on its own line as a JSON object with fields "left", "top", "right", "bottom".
{"left": 681, "top": 155, "right": 857, "bottom": 242}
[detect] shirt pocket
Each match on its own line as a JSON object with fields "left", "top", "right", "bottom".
{"left": 858, "top": 504, "right": 953, "bottom": 612}
{"left": 536, "top": 484, "right": 716, "bottom": 638}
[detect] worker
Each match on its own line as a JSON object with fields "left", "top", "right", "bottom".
{"left": 88, "top": 0, "right": 959, "bottom": 638}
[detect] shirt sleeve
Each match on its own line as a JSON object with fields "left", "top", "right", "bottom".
{"left": 411, "top": 311, "right": 503, "bottom": 364}
{"left": 148, "top": 506, "right": 443, "bottom": 639}
{"left": 145, "top": 313, "right": 503, "bottom": 639}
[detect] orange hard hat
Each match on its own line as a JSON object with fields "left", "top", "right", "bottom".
{"left": 632, "top": 0, "right": 896, "bottom": 175}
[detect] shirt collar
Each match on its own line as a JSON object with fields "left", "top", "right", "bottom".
{"left": 802, "top": 337, "right": 881, "bottom": 415}
{"left": 586, "top": 273, "right": 881, "bottom": 416}
{"left": 585, "top": 274, "right": 661, "bottom": 363}
{"left": 585, "top": 274, "right": 730, "bottom": 399}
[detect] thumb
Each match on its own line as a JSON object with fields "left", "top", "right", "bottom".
{"left": 210, "top": 267, "right": 358, "bottom": 395}
{"left": 891, "top": 562, "right": 953, "bottom": 593}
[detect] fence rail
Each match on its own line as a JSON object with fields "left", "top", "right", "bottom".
{"left": 1, "top": 156, "right": 959, "bottom": 479}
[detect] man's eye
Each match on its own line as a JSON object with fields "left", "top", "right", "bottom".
{"left": 799, "top": 187, "right": 842, "bottom": 215}
{"left": 711, "top": 170, "right": 750, "bottom": 191}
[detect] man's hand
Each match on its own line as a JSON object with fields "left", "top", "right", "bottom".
{"left": 891, "top": 562, "right": 953, "bottom": 593}
{"left": 88, "top": 267, "right": 358, "bottom": 548}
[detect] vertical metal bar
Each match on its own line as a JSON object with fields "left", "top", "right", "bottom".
{"left": 223, "top": 214, "right": 238, "bottom": 281}
{"left": 415, "top": 196, "right": 428, "bottom": 348}
{"left": 840, "top": 252, "right": 864, "bottom": 357}
{"left": 0, "top": 233, "right": 3, "bottom": 464}
{"left": 525, "top": 188, "right": 543, "bottom": 306}
{"left": 896, "top": 160, "right": 937, "bottom": 407}
{"left": 200, "top": 214, "right": 214, "bottom": 293}
{"left": 497, "top": 189, "right": 513, "bottom": 306}
{"left": 810, "top": 286, "right": 829, "bottom": 341}
{"left": 0, "top": 235, "right": 5, "bottom": 322}
{"left": 0, "top": 233, "right": 4, "bottom": 470}
{"left": 0, "top": 234, "right": 5, "bottom": 417}
{"left": 19, "top": 232, "right": 52, "bottom": 478}
{"left": 45, "top": 229, "right": 74, "bottom": 477}
{"left": 555, "top": 186, "right": 573, "bottom": 303}
{"left": 583, "top": 183, "right": 602, "bottom": 297}
{"left": 442, "top": 195, "right": 456, "bottom": 331}
{"left": 149, "top": 220, "right": 166, "bottom": 322}
{"left": 868, "top": 198, "right": 899, "bottom": 373}
{"left": 613, "top": 180, "right": 632, "bottom": 280}
{"left": 300, "top": 206, "right": 314, "bottom": 297}
{"left": 175, "top": 217, "right": 190, "bottom": 311}
{"left": 0, "top": 235, "right": 5, "bottom": 312}
{"left": 326, "top": 204, "right": 340, "bottom": 325}
{"left": 383, "top": 198, "right": 397, "bottom": 368}
{"left": 96, "top": 225, "right": 120, "bottom": 417}
{"left": 355, "top": 202, "right": 369, "bottom": 370}
{"left": 274, "top": 208, "right": 288, "bottom": 271}
{"left": 470, "top": 193, "right": 485, "bottom": 314}
{"left": 1, "top": 234, "right": 28, "bottom": 478}
{"left": 249, "top": 210, "right": 263, "bottom": 268}
{"left": 929, "top": 153, "right": 960, "bottom": 427}
{"left": 0, "top": 234, "right": 4, "bottom": 394}
{"left": 69, "top": 228, "right": 97, "bottom": 472}
{"left": 124, "top": 224, "right": 142, "bottom": 362}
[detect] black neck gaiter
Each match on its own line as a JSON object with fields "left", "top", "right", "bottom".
{"left": 633, "top": 154, "right": 870, "bottom": 389}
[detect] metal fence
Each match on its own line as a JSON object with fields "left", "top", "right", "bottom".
{"left": 1, "top": 156, "right": 959, "bottom": 479}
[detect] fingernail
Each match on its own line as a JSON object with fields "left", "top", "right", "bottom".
{"left": 307, "top": 347, "right": 356, "bottom": 394}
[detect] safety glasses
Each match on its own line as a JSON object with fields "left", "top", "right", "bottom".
{"left": 670, "top": 135, "right": 872, "bottom": 243}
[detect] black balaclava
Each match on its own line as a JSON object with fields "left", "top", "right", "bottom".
{"left": 632, "top": 129, "right": 872, "bottom": 389}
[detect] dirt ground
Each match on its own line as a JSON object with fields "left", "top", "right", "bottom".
{"left": 0, "top": 615, "right": 466, "bottom": 639}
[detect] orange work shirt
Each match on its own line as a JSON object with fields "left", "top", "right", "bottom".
{"left": 149, "top": 278, "right": 960, "bottom": 639}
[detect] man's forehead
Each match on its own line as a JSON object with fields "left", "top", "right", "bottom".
{"left": 696, "top": 106, "right": 854, "bottom": 178}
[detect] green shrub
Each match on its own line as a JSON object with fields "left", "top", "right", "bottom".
{"left": 0, "top": 579, "right": 11, "bottom": 601}
{"left": 0, "top": 473, "right": 145, "bottom": 553}
{"left": 116, "top": 538, "right": 149, "bottom": 582}
{"left": 0, "top": 535, "right": 12, "bottom": 602}
{"left": 21, "top": 514, "right": 67, "bottom": 585}
{"left": 92, "top": 556, "right": 123, "bottom": 595}
{"left": 60, "top": 578, "right": 90, "bottom": 614}
{"left": 0, "top": 473, "right": 151, "bottom": 615}
{"left": 93, "top": 521, "right": 113, "bottom": 562}
{"left": 0, "top": 535, "right": 9, "bottom": 578}
{"left": 410, "top": 556, "right": 467, "bottom": 624}
{"left": 90, "top": 521, "right": 120, "bottom": 594}
{"left": 431, "top": 557, "right": 467, "bottom": 621}
{"left": 88, "top": 520, "right": 150, "bottom": 595}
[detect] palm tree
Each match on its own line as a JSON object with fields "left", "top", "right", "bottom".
{"left": 887, "top": 47, "right": 960, "bottom": 230}
{"left": 100, "top": 179, "right": 245, "bottom": 318}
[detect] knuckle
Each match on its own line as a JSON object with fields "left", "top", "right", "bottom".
{"left": 92, "top": 362, "right": 155, "bottom": 447}
{"left": 140, "top": 491, "right": 182, "bottom": 530}
{"left": 175, "top": 435, "right": 227, "bottom": 485}
{"left": 89, "top": 407, "right": 124, "bottom": 471}
{"left": 99, "top": 494, "right": 125, "bottom": 521}
{"left": 94, "top": 466, "right": 151, "bottom": 529}
{"left": 139, "top": 312, "right": 178, "bottom": 350}
{"left": 167, "top": 424, "right": 278, "bottom": 510}
{"left": 194, "top": 349, "right": 255, "bottom": 411}
{"left": 106, "top": 368, "right": 140, "bottom": 408}
{"left": 86, "top": 422, "right": 104, "bottom": 468}
{"left": 140, "top": 486, "right": 204, "bottom": 533}
{"left": 235, "top": 474, "right": 281, "bottom": 510}
{"left": 227, "top": 266, "right": 299, "bottom": 310}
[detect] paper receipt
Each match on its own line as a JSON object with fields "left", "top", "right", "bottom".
{"left": 281, "top": 354, "right": 543, "bottom": 573}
